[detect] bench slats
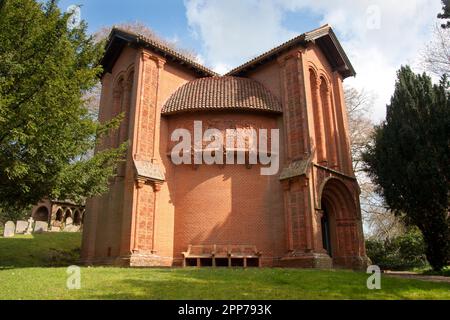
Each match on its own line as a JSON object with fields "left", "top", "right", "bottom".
{"left": 182, "top": 244, "right": 261, "bottom": 267}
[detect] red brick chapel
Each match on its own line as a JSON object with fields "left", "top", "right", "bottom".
{"left": 81, "top": 24, "right": 370, "bottom": 269}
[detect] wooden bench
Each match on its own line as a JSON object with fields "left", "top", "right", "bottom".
{"left": 182, "top": 245, "right": 261, "bottom": 267}
{"left": 228, "top": 245, "right": 262, "bottom": 267}
{"left": 182, "top": 245, "right": 215, "bottom": 267}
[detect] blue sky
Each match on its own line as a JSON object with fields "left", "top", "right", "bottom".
{"left": 58, "top": 1, "right": 195, "bottom": 45}
{"left": 57, "top": 0, "right": 443, "bottom": 121}
{"left": 58, "top": 0, "right": 322, "bottom": 64}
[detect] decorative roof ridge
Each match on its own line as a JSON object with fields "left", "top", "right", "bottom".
{"left": 104, "top": 27, "right": 219, "bottom": 77}
{"left": 161, "top": 76, "right": 283, "bottom": 115}
{"left": 102, "top": 24, "right": 355, "bottom": 79}
{"left": 226, "top": 24, "right": 355, "bottom": 78}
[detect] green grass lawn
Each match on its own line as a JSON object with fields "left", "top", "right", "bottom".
{"left": 0, "top": 233, "right": 449, "bottom": 300}
{"left": 0, "top": 233, "right": 81, "bottom": 268}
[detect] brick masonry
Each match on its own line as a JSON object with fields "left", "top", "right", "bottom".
{"left": 81, "top": 33, "right": 369, "bottom": 270}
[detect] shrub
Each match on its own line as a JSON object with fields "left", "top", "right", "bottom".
{"left": 366, "top": 229, "right": 428, "bottom": 270}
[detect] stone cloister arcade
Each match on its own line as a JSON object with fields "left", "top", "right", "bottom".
{"left": 31, "top": 199, "right": 85, "bottom": 231}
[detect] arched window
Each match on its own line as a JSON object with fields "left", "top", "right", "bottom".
{"left": 310, "top": 69, "right": 326, "bottom": 164}
{"left": 111, "top": 77, "right": 125, "bottom": 149}
{"left": 117, "top": 70, "right": 134, "bottom": 177}
{"left": 320, "top": 77, "right": 338, "bottom": 168}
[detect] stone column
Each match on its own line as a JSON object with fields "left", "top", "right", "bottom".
{"left": 111, "top": 84, "right": 123, "bottom": 149}
{"left": 313, "top": 77, "right": 327, "bottom": 165}
{"left": 126, "top": 50, "right": 166, "bottom": 266}
{"left": 329, "top": 83, "right": 344, "bottom": 172}
{"left": 278, "top": 51, "right": 308, "bottom": 162}
{"left": 322, "top": 83, "right": 338, "bottom": 169}
{"left": 332, "top": 72, "right": 353, "bottom": 175}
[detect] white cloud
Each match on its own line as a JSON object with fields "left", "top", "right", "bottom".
{"left": 212, "top": 63, "right": 232, "bottom": 75}
{"left": 184, "top": 0, "right": 442, "bottom": 121}
{"left": 184, "top": 0, "right": 297, "bottom": 71}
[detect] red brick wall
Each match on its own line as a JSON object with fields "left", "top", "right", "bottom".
{"left": 82, "top": 41, "right": 369, "bottom": 269}
{"left": 166, "top": 112, "right": 285, "bottom": 266}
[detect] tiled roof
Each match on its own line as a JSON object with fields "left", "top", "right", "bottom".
{"left": 102, "top": 28, "right": 219, "bottom": 77}
{"left": 161, "top": 76, "right": 283, "bottom": 115}
{"left": 102, "top": 24, "right": 355, "bottom": 79}
{"left": 226, "top": 24, "right": 355, "bottom": 78}
{"left": 279, "top": 156, "right": 312, "bottom": 181}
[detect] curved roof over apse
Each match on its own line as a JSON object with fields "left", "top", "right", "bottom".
{"left": 161, "top": 76, "right": 283, "bottom": 115}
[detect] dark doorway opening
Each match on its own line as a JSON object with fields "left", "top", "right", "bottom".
{"left": 73, "top": 211, "right": 82, "bottom": 225}
{"left": 215, "top": 258, "right": 229, "bottom": 267}
{"left": 321, "top": 202, "right": 332, "bottom": 257}
{"left": 55, "top": 209, "right": 63, "bottom": 222}
{"left": 35, "top": 207, "right": 49, "bottom": 222}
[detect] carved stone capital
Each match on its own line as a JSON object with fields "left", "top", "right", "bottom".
{"left": 281, "top": 179, "right": 291, "bottom": 191}
{"left": 152, "top": 181, "right": 163, "bottom": 192}
{"left": 135, "top": 178, "right": 146, "bottom": 189}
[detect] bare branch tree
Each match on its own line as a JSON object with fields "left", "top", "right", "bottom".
{"left": 93, "top": 21, "right": 199, "bottom": 61}
{"left": 85, "top": 21, "right": 200, "bottom": 119}
{"left": 345, "top": 85, "right": 406, "bottom": 240}
{"left": 420, "top": 24, "right": 450, "bottom": 78}
{"left": 345, "top": 86, "right": 375, "bottom": 174}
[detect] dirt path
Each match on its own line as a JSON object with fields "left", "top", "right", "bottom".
{"left": 384, "top": 271, "right": 450, "bottom": 284}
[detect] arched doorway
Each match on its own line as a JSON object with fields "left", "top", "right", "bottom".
{"left": 64, "top": 209, "right": 72, "bottom": 223}
{"left": 34, "top": 206, "right": 49, "bottom": 222}
{"left": 73, "top": 210, "right": 81, "bottom": 225}
{"left": 321, "top": 204, "right": 332, "bottom": 257}
{"left": 320, "top": 178, "right": 363, "bottom": 268}
{"left": 55, "top": 209, "right": 64, "bottom": 222}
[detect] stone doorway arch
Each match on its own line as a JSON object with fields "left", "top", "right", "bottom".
{"left": 34, "top": 206, "right": 49, "bottom": 223}
{"left": 73, "top": 210, "right": 82, "bottom": 225}
{"left": 320, "top": 178, "right": 365, "bottom": 268}
{"left": 64, "top": 209, "right": 72, "bottom": 223}
{"left": 55, "top": 208, "right": 64, "bottom": 222}
{"left": 320, "top": 204, "right": 332, "bottom": 257}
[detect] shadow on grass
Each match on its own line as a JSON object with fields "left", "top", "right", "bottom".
{"left": 0, "top": 233, "right": 81, "bottom": 269}
{"left": 80, "top": 268, "right": 450, "bottom": 300}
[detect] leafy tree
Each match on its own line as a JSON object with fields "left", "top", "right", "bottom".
{"left": 0, "top": 0, "right": 125, "bottom": 211}
{"left": 363, "top": 66, "right": 450, "bottom": 271}
{"left": 0, "top": 206, "right": 30, "bottom": 224}
{"left": 438, "top": 0, "right": 450, "bottom": 29}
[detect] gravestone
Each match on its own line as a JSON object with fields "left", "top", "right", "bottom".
{"left": 15, "top": 220, "right": 28, "bottom": 234}
{"left": 63, "top": 217, "right": 74, "bottom": 232}
{"left": 34, "top": 221, "right": 48, "bottom": 234}
{"left": 3, "top": 221, "right": 15, "bottom": 238}
{"left": 51, "top": 220, "right": 61, "bottom": 232}
{"left": 25, "top": 217, "right": 34, "bottom": 235}
{"left": 65, "top": 217, "right": 73, "bottom": 226}
{"left": 65, "top": 225, "right": 80, "bottom": 232}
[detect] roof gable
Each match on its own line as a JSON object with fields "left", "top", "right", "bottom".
{"left": 101, "top": 28, "right": 219, "bottom": 77}
{"left": 226, "top": 25, "right": 355, "bottom": 78}
{"left": 100, "top": 25, "right": 355, "bottom": 79}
